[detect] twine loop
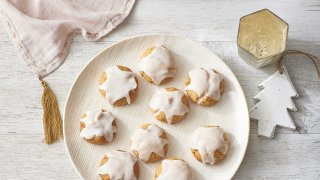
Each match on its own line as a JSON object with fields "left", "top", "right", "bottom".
{"left": 277, "top": 50, "right": 320, "bottom": 78}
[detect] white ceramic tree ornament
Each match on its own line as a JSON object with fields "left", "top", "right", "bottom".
{"left": 250, "top": 66, "right": 298, "bottom": 138}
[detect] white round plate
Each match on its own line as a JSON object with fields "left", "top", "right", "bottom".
{"left": 64, "top": 35, "right": 249, "bottom": 180}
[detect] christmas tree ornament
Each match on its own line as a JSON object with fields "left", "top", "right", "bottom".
{"left": 250, "top": 65, "right": 298, "bottom": 138}
{"left": 250, "top": 50, "right": 320, "bottom": 138}
{"left": 237, "top": 9, "right": 288, "bottom": 68}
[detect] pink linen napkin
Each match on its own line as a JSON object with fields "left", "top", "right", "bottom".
{"left": 0, "top": 0, "right": 135, "bottom": 78}
{"left": 0, "top": 0, "right": 135, "bottom": 144}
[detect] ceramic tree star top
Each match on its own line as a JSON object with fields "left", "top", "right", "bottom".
{"left": 250, "top": 66, "right": 299, "bottom": 138}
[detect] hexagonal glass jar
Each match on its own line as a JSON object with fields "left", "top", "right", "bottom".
{"left": 237, "top": 9, "right": 288, "bottom": 68}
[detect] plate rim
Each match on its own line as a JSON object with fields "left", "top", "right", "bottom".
{"left": 63, "top": 34, "right": 250, "bottom": 180}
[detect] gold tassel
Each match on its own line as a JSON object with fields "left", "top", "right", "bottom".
{"left": 40, "top": 79, "right": 63, "bottom": 144}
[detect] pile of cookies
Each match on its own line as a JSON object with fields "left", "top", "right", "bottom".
{"left": 79, "top": 45, "right": 229, "bottom": 180}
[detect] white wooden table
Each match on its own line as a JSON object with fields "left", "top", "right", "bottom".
{"left": 1, "top": 0, "right": 319, "bottom": 179}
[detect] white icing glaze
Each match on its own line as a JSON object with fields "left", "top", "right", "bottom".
{"left": 185, "top": 68, "right": 223, "bottom": 104}
{"left": 138, "top": 46, "right": 176, "bottom": 85}
{"left": 99, "top": 66, "right": 137, "bottom": 105}
{"left": 130, "top": 124, "right": 168, "bottom": 162}
{"left": 190, "top": 126, "right": 228, "bottom": 165}
{"left": 80, "top": 109, "right": 117, "bottom": 142}
{"left": 157, "top": 159, "right": 192, "bottom": 180}
{"left": 98, "top": 150, "right": 138, "bottom": 180}
{"left": 149, "top": 89, "right": 189, "bottom": 124}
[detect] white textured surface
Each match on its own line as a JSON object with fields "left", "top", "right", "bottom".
{"left": 0, "top": 0, "right": 320, "bottom": 179}
{"left": 64, "top": 35, "right": 249, "bottom": 180}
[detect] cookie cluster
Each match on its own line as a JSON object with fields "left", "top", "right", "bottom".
{"left": 79, "top": 45, "right": 230, "bottom": 180}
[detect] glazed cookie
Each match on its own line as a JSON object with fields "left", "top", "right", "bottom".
{"left": 130, "top": 124, "right": 168, "bottom": 163}
{"left": 99, "top": 65, "right": 138, "bottom": 106}
{"left": 155, "top": 157, "right": 192, "bottom": 180}
{"left": 80, "top": 109, "right": 117, "bottom": 145}
{"left": 185, "top": 68, "right": 224, "bottom": 106}
{"left": 190, "top": 126, "right": 229, "bottom": 165}
{"left": 149, "top": 87, "right": 189, "bottom": 124}
{"left": 98, "top": 150, "right": 139, "bottom": 180}
{"left": 138, "top": 46, "right": 176, "bottom": 85}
